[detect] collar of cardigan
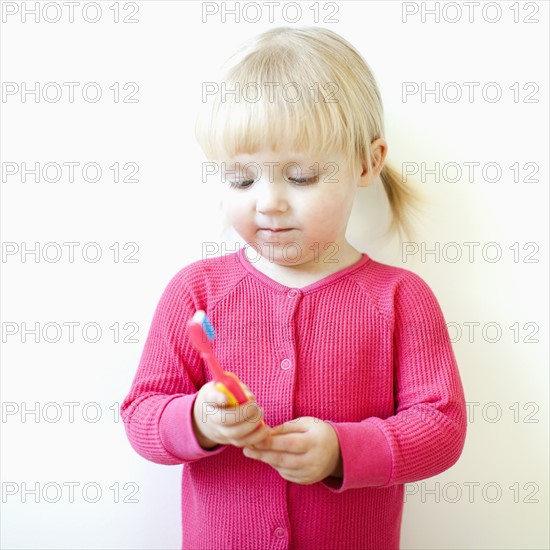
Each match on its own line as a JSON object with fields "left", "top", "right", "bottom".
{"left": 236, "top": 246, "right": 371, "bottom": 294}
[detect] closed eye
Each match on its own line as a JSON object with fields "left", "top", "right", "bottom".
{"left": 287, "top": 175, "right": 318, "bottom": 185}
{"left": 227, "top": 175, "right": 319, "bottom": 189}
{"left": 228, "top": 179, "right": 255, "bottom": 189}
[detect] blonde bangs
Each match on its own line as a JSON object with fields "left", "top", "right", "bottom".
{"left": 215, "top": 87, "right": 349, "bottom": 162}
{"left": 195, "top": 27, "right": 383, "bottom": 174}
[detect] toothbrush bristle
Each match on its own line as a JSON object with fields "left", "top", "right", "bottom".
{"left": 202, "top": 315, "right": 216, "bottom": 340}
{"left": 193, "top": 310, "right": 215, "bottom": 340}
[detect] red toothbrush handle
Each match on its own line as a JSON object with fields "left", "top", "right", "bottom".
{"left": 215, "top": 371, "right": 250, "bottom": 406}
{"left": 215, "top": 373, "right": 266, "bottom": 430}
{"left": 202, "top": 353, "right": 249, "bottom": 405}
{"left": 200, "top": 350, "right": 266, "bottom": 428}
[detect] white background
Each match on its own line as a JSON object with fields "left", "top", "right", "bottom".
{"left": 1, "top": 1, "right": 548, "bottom": 548}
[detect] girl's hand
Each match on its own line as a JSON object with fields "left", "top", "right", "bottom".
{"left": 242, "top": 417, "right": 342, "bottom": 484}
{"left": 192, "top": 381, "right": 272, "bottom": 449}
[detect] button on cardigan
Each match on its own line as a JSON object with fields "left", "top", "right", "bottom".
{"left": 121, "top": 247, "right": 467, "bottom": 550}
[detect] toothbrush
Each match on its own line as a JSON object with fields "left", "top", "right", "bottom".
{"left": 187, "top": 310, "right": 253, "bottom": 407}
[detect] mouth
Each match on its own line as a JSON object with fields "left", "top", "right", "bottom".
{"left": 258, "top": 228, "right": 294, "bottom": 235}
{"left": 257, "top": 228, "right": 295, "bottom": 239}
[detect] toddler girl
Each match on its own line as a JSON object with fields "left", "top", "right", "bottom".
{"left": 121, "top": 26, "right": 467, "bottom": 550}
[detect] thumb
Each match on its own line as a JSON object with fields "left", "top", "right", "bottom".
{"left": 212, "top": 386, "right": 229, "bottom": 406}
{"left": 203, "top": 382, "right": 228, "bottom": 406}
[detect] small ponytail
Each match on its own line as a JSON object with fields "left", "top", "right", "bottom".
{"left": 379, "top": 162, "right": 428, "bottom": 246}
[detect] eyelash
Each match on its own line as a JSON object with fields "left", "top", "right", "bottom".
{"left": 228, "top": 176, "right": 318, "bottom": 189}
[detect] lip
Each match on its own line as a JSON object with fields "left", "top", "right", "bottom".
{"left": 260, "top": 228, "right": 293, "bottom": 232}
{"left": 257, "top": 228, "right": 295, "bottom": 235}
{"left": 257, "top": 228, "right": 295, "bottom": 240}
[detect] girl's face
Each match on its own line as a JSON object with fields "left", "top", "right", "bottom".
{"left": 219, "top": 148, "right": 378, "bottom": 270}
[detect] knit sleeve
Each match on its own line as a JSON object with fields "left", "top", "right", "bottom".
{"left": 322, "top": 270, "right": 467, "bottom": 492}
{"left": 120, "top": 271, "right": 227, "bottom": 465}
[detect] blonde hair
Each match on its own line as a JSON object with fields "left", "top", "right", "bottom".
{"left": 195, "top": 26, "right": 426, "bottom": 244}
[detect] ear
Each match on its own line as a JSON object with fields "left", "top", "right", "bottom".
{"left": 358, "top": 138, "right": 388, "bottom": 188}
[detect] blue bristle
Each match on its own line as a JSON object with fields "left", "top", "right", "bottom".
{"left": 202, "top": 314, "right": 216, "bottom": 340}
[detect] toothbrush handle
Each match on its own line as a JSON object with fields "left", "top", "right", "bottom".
{"left": 203, "top": 355, "right": 266, "bottom": 429}
{"left": 215, "top": 373, "right": 249, "bottom": 407}
{"left": 200, "top": 349, "right": 225, "bottom": 380}
{"left": 215, "top": 374, "right": 267, "bottom": 430}
{"left": 202, "top": 353, "right": 249, "bottom": 405}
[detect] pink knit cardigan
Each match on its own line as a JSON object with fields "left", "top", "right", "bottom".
{"left": 121, "top": 248, "right": 467, "bottom": 549}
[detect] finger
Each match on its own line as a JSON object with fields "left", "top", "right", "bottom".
{"left": 243, "top": 448, "right": 306, "bottom": 470}
{"left": 239, "top": 401, "right": 264, "bottom": 423}
{"left": 223, "top": 402, "right": 264, "bottom": 428}
{"left": 251, "top": 432, "right": 308, "bottom": 453}
{"left": 272, "top": 468, "right": 311, "bottom": 484}
{"left": 240, "top": 382, "right": 256, "bottom": 400}
{"left": 221, "top": 412, "right": 266, "bottom": 440}
{"left": 233, "top": 424, "right": 273, "bottom": 448}
{"left": 269, "top": 417, "right": 314, "bottom": 435}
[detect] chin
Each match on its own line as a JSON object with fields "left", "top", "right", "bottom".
{"left": 264, "top": 251, "right": 312, "bottom": 267}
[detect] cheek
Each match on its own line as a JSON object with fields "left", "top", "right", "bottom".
{"left": 224, "top": 195, "right": 252, "bottom": 228}
{"left": 302, "top": 192, "right": 349, "bottom": 228}
{"left": 223, "top": 193, "right": 243, "bottom": 215}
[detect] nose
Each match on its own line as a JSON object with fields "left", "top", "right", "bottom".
{"left": 255, "top": 180, "right": 288, "bottom": 214}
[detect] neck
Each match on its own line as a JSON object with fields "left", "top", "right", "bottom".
{"left": 244, "top": 241, "right": 362, "bottom": 286}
